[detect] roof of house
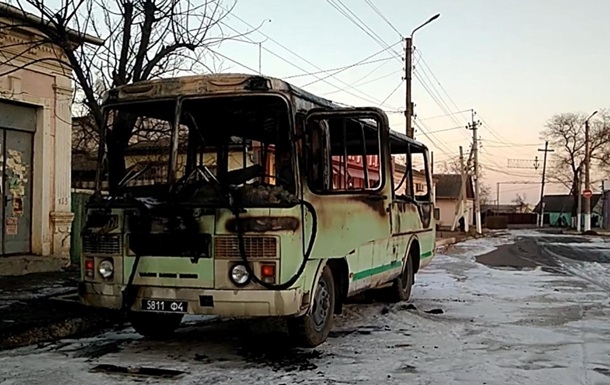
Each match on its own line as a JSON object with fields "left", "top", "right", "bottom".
{"left": 433, "top": 173, "right": 474, "bottom": 200}
{"left": 0, "top": 3, "right": 103, "bottom": 46}
{"left": 533, "top": 194, "right": 603, "bottom": 214}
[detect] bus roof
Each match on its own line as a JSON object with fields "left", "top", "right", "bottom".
{"left": 104, "top": 73, "right": 428, "bottom": 150}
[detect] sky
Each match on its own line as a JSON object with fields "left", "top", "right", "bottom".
{"left": 212, "top": 0, "right": 610, "bottom": 204}
{"left": 25, "top": 0, "right": 610, "bottom": 204}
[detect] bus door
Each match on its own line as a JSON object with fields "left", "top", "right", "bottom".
{"left": 390, "top": 142, "right": 435, "bottom": 260}
{"left": 303, "top": 108, "right": 396, "bottom": 290}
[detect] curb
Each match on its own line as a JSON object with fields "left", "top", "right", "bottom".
{"left": 435, "top": 237, "right": 457, "bottom": 248}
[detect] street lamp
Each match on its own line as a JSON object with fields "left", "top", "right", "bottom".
{"left": 584, "top": 109, "right": 598, "bottom": 231}
{"left": 232, "top": 37, "right": 269, "bottom": 75}
{"left": 405, "top": 13, "right": 441, "bottom": 138}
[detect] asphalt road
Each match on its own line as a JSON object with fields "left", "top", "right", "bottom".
{"left": 1, "top": 230, "right": 609, "bottom": 385}
{"left": 476, "top": 231, "right": 610, "bottom": 290}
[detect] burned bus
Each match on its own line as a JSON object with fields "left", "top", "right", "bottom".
{"left": 79, "top": 73, "right": 437, "bottom": 347}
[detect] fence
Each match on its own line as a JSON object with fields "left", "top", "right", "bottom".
{"left": 70, "top": 189, "right": 94, "bottom": 265}
{"left": 482, "top": 211, "right": 537, "bottom": 226}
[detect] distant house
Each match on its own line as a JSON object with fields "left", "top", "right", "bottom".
{"left": 72, "top": 136, "right": 253, "bottom": 189}
{"left": 534, "top": 194, "right": 603, "bottom": 228}
{"left": 392, "top": 160, "right": 436, "bottom": 199}
{"left": 434, "top": 174, "right": 475, "bottom": 228}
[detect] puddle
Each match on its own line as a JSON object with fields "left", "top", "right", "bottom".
{"left": 90, "top": 364, "right": 186, "bottom": 378}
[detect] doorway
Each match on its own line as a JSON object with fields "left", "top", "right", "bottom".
{"left": 0, "top": 101, "right": 35, "bottom": 255}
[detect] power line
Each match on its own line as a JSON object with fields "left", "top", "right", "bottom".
{"left": 413, "top": 120, "right": 456, "bottom": 157}
{"left": 321, "top": 69, "right": 400, "bottom": 96}
{"left": 362, "top": 0, "right": 402, "bottom": 38}
{"left": 283, "top": 56, "right": 393, "bottom": 79}
{"left": 419, "top": 110, "right": 473, "bottom": 121}
{"left": 416, "top": 50, "right": 470, "bottom": 124}
{"left": 301, "top": 40, "right": 402, "bottom": 87}
{"left": 325, "top": 0, "right": 402, "bottom": 61}
{"left": 219, "top": 16, "right": 400, "bottom": 109}
{"left": 208, "top": 48, "right": 260, "bottom": 74}
{"left": 428, "top": 126, "right": 464, "bottom": 134}
{"left": 412, "top": 71, "right": 470, "bottom": 141}
{"left": 379, "top": 80, "right": 404, "bottom": 107}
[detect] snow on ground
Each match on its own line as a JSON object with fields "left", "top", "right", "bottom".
{"left": 1, "top": 232, "right": 610, "bottom": 385}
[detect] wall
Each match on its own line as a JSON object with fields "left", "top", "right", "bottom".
{"left": 0, "top": 19, "right": 75, "bottom": 273}
{"left": 436, "top": 198, "right": 474, "bottom": 228}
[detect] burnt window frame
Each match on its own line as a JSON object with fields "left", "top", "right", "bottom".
{"left": 179, "top": 93, "right": 298, "bottom": 193}
{"left": 304, "top": 108, "right": 388, "bottom": 196}
{"left": 389, "top": 139, "right": 432, "bottom": 203}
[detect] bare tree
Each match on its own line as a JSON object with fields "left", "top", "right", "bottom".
{"left": 439, "top": 159, "right": 460, "bottom": 174}
{"left": 1, "top": 0, "right": 258, "bottom": 190}
{"left": 512, "top": 193, "right": 528, "bottom": 213}
{"left": 541, "top": 110, "right": 610, "bottom": 216}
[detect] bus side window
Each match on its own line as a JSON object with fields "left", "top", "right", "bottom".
{"left": 307, "top": 117, "right": 383, "bottom": 193}
{"left": 410, "top": 150, "right": 432, "bottom": 202}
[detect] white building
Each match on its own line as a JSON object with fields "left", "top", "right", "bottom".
{"left": 0, "top": 3, "right": 102, "bottom": 275}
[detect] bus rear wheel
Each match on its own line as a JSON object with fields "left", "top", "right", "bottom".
{"left": 128, "top": 311, "right": 184, "bottom": 339}
{"left": 288, "top": 265, "right": 336, "bottom": 347}
{"left": 390, "top": 253, "right": 415, "bottom": 302}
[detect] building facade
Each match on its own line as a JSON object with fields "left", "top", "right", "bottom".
{"left": 434, "top": 173, "right": 475, "bottom": 229}
{"left": 0, "top": 4, "right": 102, "bottom": 274}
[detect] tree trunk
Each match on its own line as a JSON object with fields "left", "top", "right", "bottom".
{"left": 106, "top": 131, "right": 127, "bottom": 192}
{"left": 106, "top": 111, "right": 136, "bottom": 192}
{"left": 570, "top": 172, "right": 579, "bottom": 217}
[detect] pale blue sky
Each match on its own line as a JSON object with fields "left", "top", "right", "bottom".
{"left": 32, "top": 0, "right": 610, "bottom": 203}
{"left": 216, "top": 0, "right": 610, "bottom": 203}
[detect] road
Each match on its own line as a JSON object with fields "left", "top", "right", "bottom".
{"left": 1, "top": 230, "right": 609, "bottom": 385}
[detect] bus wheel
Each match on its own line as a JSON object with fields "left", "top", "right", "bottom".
{"left": 390, "top": 253, "right": 415, "bottom": 302}
{"left": 128, "top": 311, "right": 184, "bottom": 339}
{"left": 288, "top": 265, "right": 336, "bottom": 347}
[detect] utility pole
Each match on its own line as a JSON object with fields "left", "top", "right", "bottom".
{"left": 405, "top": 37, "right": 413, "bottom": 138}
{"left": 458, "top": 146, "right": 469, "bottom": 232}
{"left": 496, "top": 182, "right": 500, "bottom": 209}
{"left": 404, "top": 13, "right": 440, "bottom": 139}
{"left": 451, "top": 145, "right": 473, "bottom": 231}
{"left": 467, "top": 110, "right": 482, "bottom": 234}
{"left": 584, "top": 110, "right": 598, "bottom": 231}
{"left": 602, "top": 180, "right": 606, "bottom": 230}
{"left": 577, "top": 167, "right": 583, "bottom": 232}
{"left": 537, "top": 141, "right": 554, "bottom": 227}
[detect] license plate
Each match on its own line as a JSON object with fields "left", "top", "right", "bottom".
{"left": 141, "top": 299, "right": 188, "bottom": 313}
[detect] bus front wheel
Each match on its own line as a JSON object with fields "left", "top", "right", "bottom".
{"left": 288, "top": 265, "right": 336, "bottom": 347}
{"left": 128, "top": 311, "right": 184, "bottom": 339}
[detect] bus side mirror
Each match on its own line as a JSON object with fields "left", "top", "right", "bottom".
{"left": 434, "top": 208, "right": 440, "bottom": 221}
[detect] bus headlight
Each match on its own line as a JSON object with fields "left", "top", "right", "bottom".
{"left": 98, "top": 259, "right": 114, "bottom": 279}
{"left": 230, "top": 264, "right": 250, "bottom": 286}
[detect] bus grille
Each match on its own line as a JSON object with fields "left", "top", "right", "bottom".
{"left": 83, "top": 234, "right": 122, "bottom": 255}
{"left": 214, "top": 236, "right": 278, "bottom": 259}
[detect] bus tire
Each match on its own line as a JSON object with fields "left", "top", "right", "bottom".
{"left": 288, "top": 265, "right": 335, "bottom": 347}
{"left": 128, "top": 311, "right": 183, "bottom": 339}
{"left": 390, "top": 252, "right": 415, "bottom": 302}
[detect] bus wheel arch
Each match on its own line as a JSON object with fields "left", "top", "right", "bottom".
{"left": 408, "top": 238, "right": 421, "bottom": 274}
{"left": 327, "top": 258, "right": 348, "bottom": 315}
{"left": 386, "top": 238, "right": 420, "bottom": 302}
{"left": 288, "top": 262, "right": 336, "bottom": 347}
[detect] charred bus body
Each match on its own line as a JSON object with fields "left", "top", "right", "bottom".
{"left": 79, "top": 74, "right": 437, "bottom": 347}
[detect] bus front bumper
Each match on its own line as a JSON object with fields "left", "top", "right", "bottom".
{"left": 79, "top": 282, "right": 306, "bottom": 317}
